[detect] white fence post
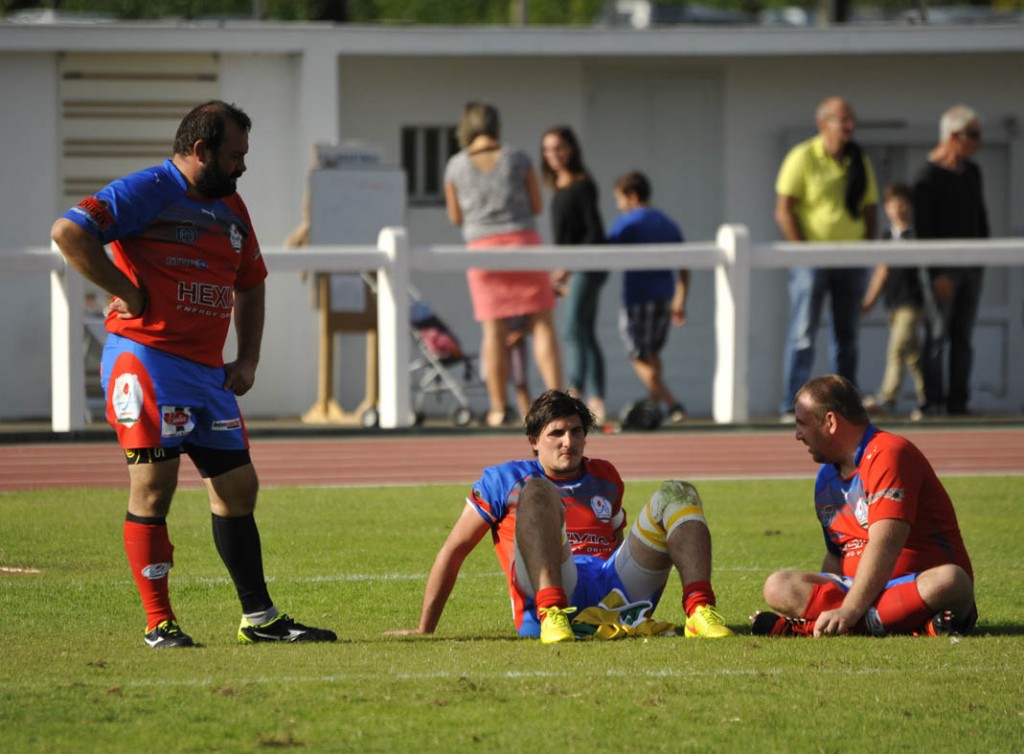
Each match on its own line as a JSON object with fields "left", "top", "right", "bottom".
{"left": 376, "top": 227, "right": 411, "bottom": 429}
{"left": 50, "top": 249, "right": 86, "bottom": 432}
{"left": 713, "top": 224, "right": 751, "bottom": 423}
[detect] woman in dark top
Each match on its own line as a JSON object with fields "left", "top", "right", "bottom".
{"left": 541, "top": 125, "right": 608, "bottom": 423}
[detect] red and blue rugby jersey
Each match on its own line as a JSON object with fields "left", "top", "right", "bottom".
{"left": 468, "top": 456, "right": 626, "bottom": 632}
{"left": 61, "top": 159, "right": 267, "bottom": 367}
{"left": 815, "top": 425, "right": 973, "bottom": 580}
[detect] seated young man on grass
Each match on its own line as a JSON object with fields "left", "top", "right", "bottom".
{"left": 387, "top": 389, "right": 733, "bottom": 643}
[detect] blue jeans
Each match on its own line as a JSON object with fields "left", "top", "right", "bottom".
{"left": 779, "top": 267, "right": 867, "bottom": 413}
{"left": 564, "top": 271, "right": 608, "bottom": 399}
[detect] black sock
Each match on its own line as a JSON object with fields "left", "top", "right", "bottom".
{"left": 211, "top": 512, "right": 272, "bottom": 614}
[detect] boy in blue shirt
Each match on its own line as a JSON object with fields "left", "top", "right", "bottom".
{"left": 608, "top": 171, "right": 689, "bottom": 424}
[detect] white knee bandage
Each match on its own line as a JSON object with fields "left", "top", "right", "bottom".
{"left": 631, "top": 480, "right": 707, "bottom": 553}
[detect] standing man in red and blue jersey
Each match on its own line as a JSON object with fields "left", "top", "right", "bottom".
{"left": 387, "top": 389, "right": 733, "bottom": 643}
{"left": 752, "top": 374, "right": 976, "bottom": 638}
{"left": 51, "top": 100, "right": 335, "bottom": 648}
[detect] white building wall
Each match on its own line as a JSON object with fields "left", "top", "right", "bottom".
{"left": 218, "top": 52, "right": 323, "bottom": 417}
{"left": 0, "top": 24, "right": 1021, "bottom": 422}
{"left": 0, "top": 53, "right": 59, "bottom": 420}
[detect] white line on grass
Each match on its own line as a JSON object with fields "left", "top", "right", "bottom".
{"left": 4, "top": 663, "right": 1016, "bottom": 693}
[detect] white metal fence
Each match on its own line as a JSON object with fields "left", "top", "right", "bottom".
{"left": 10, "top": 227, "right": 1024, "bottom": 431}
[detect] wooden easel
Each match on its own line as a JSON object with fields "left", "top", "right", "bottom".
{"left": 302, "top": 274, "right": 378, "bottom": 425}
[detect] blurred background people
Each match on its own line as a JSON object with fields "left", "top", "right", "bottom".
{"left": 913, "top": 105, "right": 989, "bottom": 416}
{"left": 609, "top": 170, "right": 689, "bottom": 425}
{"left": 861, "top": 183, "right": 927, "bottom": 421}
{"left": 775, "top": 96, "right": 878, "bottom": 419}
{"left": 444, "top": 102, "right": 563, "bottom": 426}
{"left": 541, "top": 125, "right": 608, "bottom": 424}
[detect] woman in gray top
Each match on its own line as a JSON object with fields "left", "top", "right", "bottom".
{"left": 444, "top": 102, "right": 563, "bottom": 427}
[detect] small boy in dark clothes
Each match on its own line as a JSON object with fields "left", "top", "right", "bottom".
{"left": 861, "top": 183, "right": 926, "bottom": 420}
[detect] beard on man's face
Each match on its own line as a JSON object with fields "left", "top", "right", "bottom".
{"left": 194, "top": 159, "right": 238, "bottom": 199}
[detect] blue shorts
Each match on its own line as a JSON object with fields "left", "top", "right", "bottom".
{"left": 516, "top": 552, "right": 668, "bottom": 638}
{"left": 101, "top": 333, "right": 249, "bottom": 451}
{"left": 570, "top": 553, "right": 666, "bottom": 610}
{"left": 820, "top": 572, "right": 917, "bottom": 592}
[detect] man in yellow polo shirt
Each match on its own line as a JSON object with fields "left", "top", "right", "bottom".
{"left": 776, "top": 96, "right": 879, "bottom": 419}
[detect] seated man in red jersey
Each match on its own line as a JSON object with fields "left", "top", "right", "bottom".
{"left": 752, "top": 374, "right": 976, "bottom": 638}
{"left": 387, "top": 389, "right": 733, "bottom": 643}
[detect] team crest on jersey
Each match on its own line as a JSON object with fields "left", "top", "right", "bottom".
{"left": 853, "top": 497, "right": 869, "bottom": 526}
{"left": 590, "top": 495, "right": 612, "bottom": 521}
{"left": 176, "top": 221, "right": 198, "bottom": 244}
{"left": 112, "top": 373, "right": 144, "bottom": 426}
{"left": 817, "top": 504, "right": 837, "bottom": 527}
{"left": 229, "top": 223, "right": 242, "bottom": 252}
{"left": 160, "top": 405, "right": 195, "bottom": 437}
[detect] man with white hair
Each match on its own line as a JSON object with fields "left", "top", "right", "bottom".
{"left": 913, "top": 105, "right": 989, "bottom": 416}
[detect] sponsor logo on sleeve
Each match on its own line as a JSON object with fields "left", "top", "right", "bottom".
{"left": 74, "top": 196, "right": 115, "bottom": 231}
{"left": 112, "top": 373, "right": 144, "bottom": 426}
{"left": 212, "top": 417, "right": 242, "bottom": 431}
{"left": 160, "top": 405, "right": 195, "bottom": 437}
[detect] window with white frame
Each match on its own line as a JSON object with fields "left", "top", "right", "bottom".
{"left": 401, "top": 125, "right": 458, "bottom": 206}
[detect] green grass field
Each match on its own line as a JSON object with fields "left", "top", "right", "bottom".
{"left": 2, "top": 476, "right": 1022, "bottom": 753}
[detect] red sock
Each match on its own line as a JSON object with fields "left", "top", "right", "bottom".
{"left": 535, "top": 587, "right": 568, "bottom": 611}
{"left": 801, "top": 581, "right": 846, "bottom": 620}
{"left": 873, "top": 579, "right": 932, "bottom": 634}
{"left": 682, "top": 580, "right": 716, "bottom": 616}
{"left": 124, "top": 518, "right": 175, "bottom": 631}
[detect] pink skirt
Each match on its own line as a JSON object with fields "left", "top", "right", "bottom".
{"left": 466, "top": 230, "right": 557, "bottom": 322}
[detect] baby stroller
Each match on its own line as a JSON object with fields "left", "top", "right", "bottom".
{"left": 408, "top": 294, "right": 487, "bottom": 426}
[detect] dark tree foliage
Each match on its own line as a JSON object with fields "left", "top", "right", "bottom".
{"left": 1, "top": 0, "right": 1009, "bottom": 23}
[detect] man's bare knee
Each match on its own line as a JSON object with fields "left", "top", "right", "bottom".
{"left": 917, "top": 564, "right": 974, "bottom": 611}
{"left": 127, "top": 462, "right": 179, "bottom": 517}
{"left": 763, "top": 570, "right": 812, "bottom": 615}
{"left": 519, "top": 478, "right": 561, "bottom": 512}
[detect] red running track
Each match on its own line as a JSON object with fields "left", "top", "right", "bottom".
{"left": 1, "top": 426, "right": 1022, "bottom": 491}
